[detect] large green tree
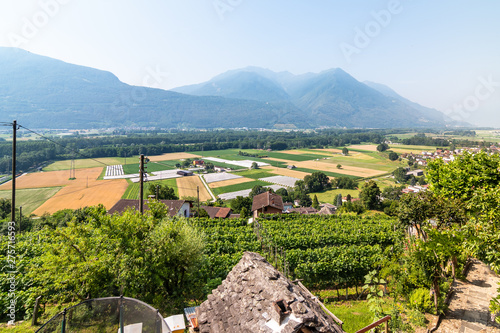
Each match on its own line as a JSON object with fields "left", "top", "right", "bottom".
{"left": 31, "top": 202, "right": 205, "bottom": 313}
{"left": 147, "top": 182, "right": 178, "bottom": 200}
{"left": 426, "top": 150, "right": 500, "bottom": 201}
{"left": 359, "top": 180, "right": 381, "bottom": 210}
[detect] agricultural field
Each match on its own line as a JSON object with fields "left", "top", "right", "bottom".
{"left": 147, "top": 152, "right": 201, "bottom": 161}
{"left": 309, "top": 188, "right": 360, "bottom": 204}
{"left": 44, "top": 157, "right": 126, "bottom": 171}
{"left": 0, "top": 167, "right": 129, "bottom": 215}
{"left": 177, "top": 175, "right": 212, "bottom": 201}
{"left": 8, "top": 145, "right": 406, "bottom": 213}
{"left": 122, "top": 178, "right": 179, "bottom": 200}
{"left": 0, "top": 187, "right": 62, "bottom": 215}
{"left": 208, "top": 177, "right": 255, "bottom": 189}
{"left": 211, "top": 180, "right": 273, "bottom": 196}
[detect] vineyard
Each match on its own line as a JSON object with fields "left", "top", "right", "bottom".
{"left": 190, "top": 214, "right": 402, "bottom": 296}
{"left": 255, "top": 214, "right": 402, "bottom": 290}
{"left": 190, "top": 218, "right": 260, "bottom": 291}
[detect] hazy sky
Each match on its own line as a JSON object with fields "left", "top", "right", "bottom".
{"left": 1, "top": 0, "right": 499, "bottom": 127}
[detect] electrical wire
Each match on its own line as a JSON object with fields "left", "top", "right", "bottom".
{"left": 18, "top": 124, "right": 110, "bottom": 167}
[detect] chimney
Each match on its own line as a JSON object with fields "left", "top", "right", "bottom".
{"left": 272, "top": 300, "right": 291, "bottom": 325}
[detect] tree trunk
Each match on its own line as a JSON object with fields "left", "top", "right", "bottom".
{"left": 345, "top": 284, "right": 348, "bottom": 300}
{"left": 452, "top": 256, "right": 458, "bottom": 278}
{"left": 433, "top": 276, "right": 440, "bottom": 315}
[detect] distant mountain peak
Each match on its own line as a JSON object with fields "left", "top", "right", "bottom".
{"left": 1, "top": 48, "right": 459, "bottom": 129}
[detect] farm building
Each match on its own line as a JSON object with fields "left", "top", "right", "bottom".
{"left": 194, "top": 252, "right": 344, "bottom": 333}
{"left": 200, "top": 206, "right": 239, "bottom": 219}
{"left": 286, "top": 207, "right": 319, "bottom": 215}
{"left": 108, "top": 199, "right": 192, "bottom": 218}
{"left": 406, "top": 169, "right": 424, "bottom": 177}
{"left": 251, "top": 191, "right": 284, "bottom": 219}
{"left": 177, "top": 170, "right": 194, "bottom": 176}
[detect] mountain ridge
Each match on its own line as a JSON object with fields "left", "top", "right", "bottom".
{"left": 0, "top": 47, "right": 458, "bottom": 129}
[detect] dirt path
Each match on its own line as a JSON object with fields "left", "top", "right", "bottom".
{"left": 436, "top": 259, "right": 500, "bottom": 332}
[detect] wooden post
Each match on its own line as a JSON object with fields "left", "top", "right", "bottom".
{"left": 11, "top": 120, "right": 16, "bottom": 224}
{"left": 139, "top": 154, "right": 144, "bottom": 215}
{"left": 31, "top": 296, "right": 41, "bottom": 326}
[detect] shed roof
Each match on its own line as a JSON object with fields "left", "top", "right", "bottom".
{"left": 251, "top": 191, "right": 284, "bottom": 212}
{"left": 196, "top": 252, "right": 344, "bottom": 333}
{"left": 200, "top": 206, "right": 232, "bottom": 219}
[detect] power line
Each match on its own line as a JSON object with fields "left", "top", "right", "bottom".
{"left": 17, "top": 124, "right": 110, "bottom": 168}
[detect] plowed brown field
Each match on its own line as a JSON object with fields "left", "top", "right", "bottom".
{"left": 177, "top": 176, "right": 212, "bottom": 201}
{"left": 14, "top": 167, "right": 129, "bottom": 215}
{"left": 148, "top": 152, "right": 201, "bottom": 162}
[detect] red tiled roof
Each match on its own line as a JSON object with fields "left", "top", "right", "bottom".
{"left": 215, "top": 207, "right": 231, "bottom": 218}
{"left": 251, "top": 191, "right": 284, "bottom": 212}
{"left": 200, "top": 206, "right": 232, "bottom": 219}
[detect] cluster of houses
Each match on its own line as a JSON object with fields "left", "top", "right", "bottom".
{"left": 108, "top": 191, "right": 337, "bottom": 220}
{"left": 400, "top": 145, "right": 499, "bottom": 167}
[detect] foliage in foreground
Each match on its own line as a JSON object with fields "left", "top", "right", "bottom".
{"left": 1, "top": 201, "right": 206, "bottom": 321}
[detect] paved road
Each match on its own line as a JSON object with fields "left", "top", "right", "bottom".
{"left": 436, "top": 259, "right": 500, "bottom": 332}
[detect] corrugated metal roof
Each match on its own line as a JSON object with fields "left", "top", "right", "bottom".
{"left": 184, "top": 306, "right": 199, "bottom": 329}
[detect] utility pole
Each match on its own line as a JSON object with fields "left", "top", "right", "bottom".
{"left": 11, "top": 120, "right": 16, "bottom": 224}
{"left": 139, "top": 154, "right": 144, "bottom": 214}
{"left": 19, "top": 206, "right": 22, "bottom": 233}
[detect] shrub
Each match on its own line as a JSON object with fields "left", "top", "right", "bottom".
{"left": 408, "top": 287, "right": 433, "bottom": 313}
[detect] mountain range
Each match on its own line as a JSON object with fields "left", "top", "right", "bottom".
{"left": 0, "top": 47, "right": 459, "bottom": 129}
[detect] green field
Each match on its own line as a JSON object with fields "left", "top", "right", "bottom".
{"left": 233, "top": 169, "right": 278, "bottom": 180}
{"left": 0, "top": 187, "right": 62, "bottom": 214}
{"left": 122, "top": 161, "right": 176, "bottom": 175}
{"left": 325, "top": 301, "right": 376, "bottom": 333}
{"left": 293, "top": 167, "right": 361, "bottom": 179}
{"left": 122, "top": 178, "right": 179, "bottom": 200}
{"left": 211, "top": 180, "right": 273, "bottom": 196}
{"left": 44, "top": 157, "right": 126, "bottom": 171}
{"left": 310, "top": 188, "right": 360, "bottom": 204}
{"left": 193, "top": 149, "right": 265, "bottom": 161}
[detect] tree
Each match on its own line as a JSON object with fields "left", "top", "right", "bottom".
{"left": 337, "top": 164, "right": 342, "bottom": 169}
{"left": 304, "top": 172, "right": 331, "bottom": 193}
{"left": 147, "top": 182, "right": 178, "bottom": 200}
{"left": 377, "top": 143, "right": 389, "bottom": 152}
{"left": 240, "top": 207, "right": 249, "bottom": 218}
{"left": 296, "top": 192, "right": 312, "bottom": 207}
{"left": 332, "top": 176, "right": 357, "bottom": 189}
{"left": 359, "top": 180, "right": 381, "bottom": 210}
{"left": 30, "top": 203, "right": 205, "bottom": 313}
{"left": 426, "top": 150, "right": 500, "bottom": 201}
{"left": 312, "top": 195, "right": 320, "bottom": 209}
{"left": 388, "top": 152, "right": 399, "bottom": 161}
{"left": 342, "top": 147, "right": 349, "bottom": 155}
{"left": 381, "top": 185, "right": 404, "bottom": 201}
{"left": 231, "top": 196, "right": 252, "bottom": 213}
{"left": 276, "top": 188, "right": 290, "bottom": 202}
{"left": 335, "top": 193, "right": 343, "bottom": 207}
{"left": 249, "top": 185, "right": 269, "bottom": 198}
{"left": 392, "top": 167, "right": 408, "bottom": 183}
{"left": 251, "top": 161, "right": 259, "bottom": 169}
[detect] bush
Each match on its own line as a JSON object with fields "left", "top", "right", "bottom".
{"left": 408, "top": 288, "right": 433, "bottom": 313}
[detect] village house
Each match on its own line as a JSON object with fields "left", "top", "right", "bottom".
{"left": 193, "top": 252, "right": 345, "bottom": 333}
{"left": 286, "top": 207, "right": 319, "bottom": 215}
{"left": 251, "top": 191, "right": 284, "bottom": 219}
{"left": 200, "top": 206, "right": 239, "bottom": 219}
